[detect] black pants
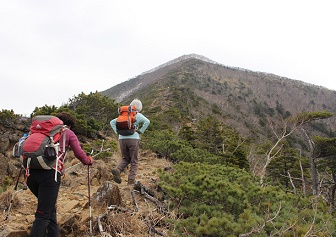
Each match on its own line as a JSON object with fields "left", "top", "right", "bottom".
{"left": 27, "top": 169, "right": 61, "bottom": 237}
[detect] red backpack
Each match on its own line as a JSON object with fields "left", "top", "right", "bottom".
{"left": 116, "top": 105, "right": 138, "bottom": 135}
{"left": 16, "top": 115, "right": 67, "bottom": 174}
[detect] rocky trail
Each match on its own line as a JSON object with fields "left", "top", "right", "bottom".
{"left": 1, "top": 150, "right": 173, "bottom": 237}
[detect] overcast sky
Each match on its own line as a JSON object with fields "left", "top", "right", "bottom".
{"left": 1, "top": 1, "right": 335, "bottom": 116}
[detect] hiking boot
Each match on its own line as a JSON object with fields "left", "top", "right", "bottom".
{"left": 127, "top": 179, "right": 135, "bottom": 185}
{"left": 112, "top": 169, "right": 121, "bottom": 184}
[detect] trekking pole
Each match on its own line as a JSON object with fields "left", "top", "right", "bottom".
{"left": 100, "top": 139, "right": 104, "bottom": 152}
{"left": 65, "top": 148, "right": 110, "bottom": 173}
{"left": 65, "top": 162, "right": 82, "bottom": 172}
{"left": 95, "top": 148, "right": 110, "bottom": 156}
{"left": 5, "top": 166, "right": 23, "bottom": 220}
{"left": 88, "top": 165, "right": 93, "bottom": 236}
{"left": 65, "top": 145, "right": 94, "bottom": 173}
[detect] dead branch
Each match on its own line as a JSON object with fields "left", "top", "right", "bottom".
{"left": 134, "top": 190, "right": 167, "bottom": 214}
{"left": 239, "top": 203, "right": 282, "bottom": 237}
{"left": 302, "top": 128, "right": 319, "bottom": 196}
{"left": 106, "top": 205, "right": 130, "bottom": 213}
{"left": 298, "top": 149, "right": 307, "bottom": 195}
{"left": 287, "top": 171, "right": 297, "bottom": 195}
{"left": 269, "top": 220, "right": 297, "bottom": 237}
{"left": 231, "top": 138, "right": 246, "bottom": 155}
{"left": 304, "top": 202, "right": 318, "bottom": 237}
{"left": 131, "top": 190, "right": 139, "bottom": 212}
{"left": 97, "top": 205, "right": 132, "bottom": 236}
{"left": 259, "top": 118, "right": 301, "bottom": 186}
{"left": 97, "top": 212, "right": 113, "bottom": 237}
{"left": 145, "top": 216, "right": 165, "bottom": 236}
{"left": 134, "top": 181, "right": 167, "bottom": 213}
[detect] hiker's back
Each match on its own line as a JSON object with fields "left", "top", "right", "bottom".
{"left": 18, "top": 115, "right": 67, "bottom": 170}
{"left": 116, "top": 105, "right": 138, "bottom": 135}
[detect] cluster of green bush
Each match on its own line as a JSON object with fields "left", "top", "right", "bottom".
{"left": 31, "top": 91, "right": 119, "bottom": 138}
{"left": 138, "top": 98, "right": 336, "bottom": 235}
{"left": 159, "top": 162, "right": 336, "bottom": 236}
{"left": 143, "top": 115, "right": 249, "bottom": 170}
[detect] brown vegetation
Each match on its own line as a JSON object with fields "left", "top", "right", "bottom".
{"left": 1, "top": 147, "right": 173, "bottom": 236}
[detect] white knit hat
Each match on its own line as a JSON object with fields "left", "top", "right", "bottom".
{"left": 130, "top": 99, "right": 142, "bottom": 112}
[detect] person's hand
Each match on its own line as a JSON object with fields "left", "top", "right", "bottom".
{"left": 87, "top": 156, "right": 93, "bottom": 166}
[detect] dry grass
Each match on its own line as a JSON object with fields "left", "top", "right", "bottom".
{"left": 1, "top": 148, "right": 175, "bottom": 236}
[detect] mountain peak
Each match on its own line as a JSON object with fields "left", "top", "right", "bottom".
{"left": 173, "top": 54, "right": 220, "bottom": 64}
{"left": 140, "top": 54, "right": 220, "bottom": 76}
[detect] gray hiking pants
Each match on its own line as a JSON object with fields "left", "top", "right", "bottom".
{"left": 117, "top": 139, "right": 140, "bottom": 181}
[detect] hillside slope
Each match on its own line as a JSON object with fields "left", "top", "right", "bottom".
{"left": 101, "top": 54, "right": 336, "bottom": 141}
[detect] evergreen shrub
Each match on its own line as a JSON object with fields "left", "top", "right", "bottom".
{"left": 160, "top": 162, "right": 336, "bottom": 236}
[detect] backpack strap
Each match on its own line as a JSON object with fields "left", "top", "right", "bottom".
{"left": 54, "top": 126, "right": 67, "bottom": 181}
{"left": 62, "top": 127, "right": 67, "bottom": 153}
{"left": 24, "top": 158, "right": 31, "bottom": 183}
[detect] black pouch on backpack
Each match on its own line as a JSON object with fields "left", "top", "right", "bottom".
{"left": 44, "top": 146, "right": 57, "bottom": 161}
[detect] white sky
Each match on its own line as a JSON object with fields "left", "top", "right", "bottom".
{"left": 1, "top": 0, "right": 335, "bottom": 116}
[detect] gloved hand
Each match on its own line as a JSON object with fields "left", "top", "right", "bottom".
{"left": 87, "top": 156, "right": 93, "bottom": 166}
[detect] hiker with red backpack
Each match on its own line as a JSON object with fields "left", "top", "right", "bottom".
{"left": 23, "top": 112, "right": 93, "bottom": 237}
{"left": 110, "top": 99, "right": 150, "bottom": 185}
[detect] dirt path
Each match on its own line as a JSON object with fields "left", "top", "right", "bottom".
{"left": 1, "top": 152, "right": 172, "bottom": 237}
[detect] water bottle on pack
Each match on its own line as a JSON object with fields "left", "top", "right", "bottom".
{"left": 19, "top": 134, "right": 28, "bottom": 144}
{"left": 13, "top": 133, "right": 28, "bottom": 158}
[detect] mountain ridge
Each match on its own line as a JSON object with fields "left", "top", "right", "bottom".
{"left": 100, "top": 54, "right": 336, "bottom": 141}
{"left": 101, "top": 54, "right": 332, "bottom": 103}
